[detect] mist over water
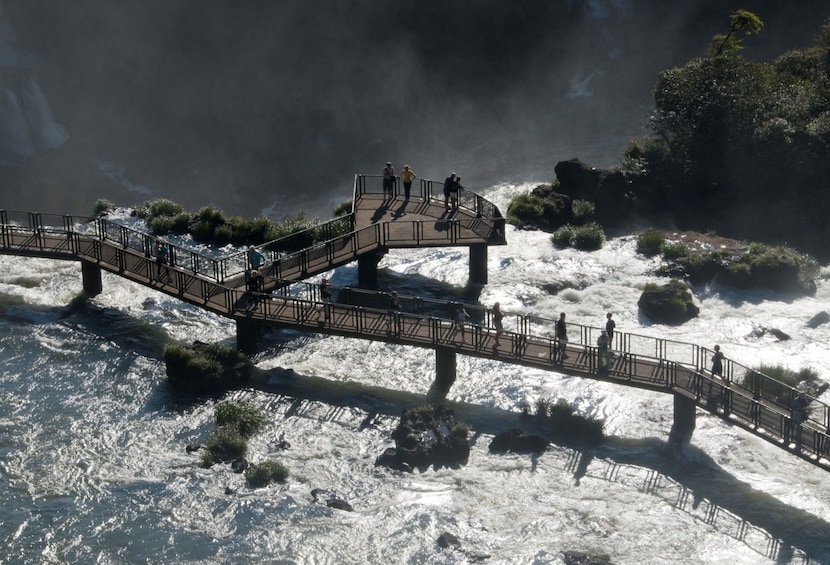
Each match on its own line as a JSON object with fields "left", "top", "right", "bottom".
{"left": 2, "top": 1, "right": 830, "bottom": 218}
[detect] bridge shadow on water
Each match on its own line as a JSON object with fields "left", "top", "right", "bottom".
{"left": 242, "top": 365, "right": 830, "bottom": 563}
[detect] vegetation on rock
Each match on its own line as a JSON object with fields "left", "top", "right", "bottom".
{"left": 164, "top": 342, "right": 250, "bottom": 394}
{"left": 244, "top": 460, "right": 289, "bottom": 488}
{"left": 638, "top": 279, "right": 699, "bottom": 325}
{"left": 521, "top": 397, "right": 604, "bottom": 445}
{"left": 133, "top": 197, "right": 352, "bottom": 251}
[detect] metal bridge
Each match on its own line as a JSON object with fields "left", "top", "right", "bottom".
{"left": 1, "top": 174, "right": 829, "bottom": 472}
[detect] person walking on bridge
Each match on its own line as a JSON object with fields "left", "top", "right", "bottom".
{"left": 388, "top": 291, "right": 403, "bottom": 336}
{"left": 454, "top": 303, "right": 470, "bottom": 343}
{"left": 319, "top": 277, "right": 332, "bottom": 322}
{"left": 555, "top": 312, "right": 569, "bottom": 361}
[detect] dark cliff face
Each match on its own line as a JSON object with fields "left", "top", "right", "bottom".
{"left": 3, "top": 0, "right": 829, "bottom": 217}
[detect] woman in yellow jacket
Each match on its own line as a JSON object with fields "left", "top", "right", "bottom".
{"left": 400, "top": 164, "right": 416, "bottom": 200}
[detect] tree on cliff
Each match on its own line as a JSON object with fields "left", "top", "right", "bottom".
{"left": 623, "top": 12, "right": 830, "bottom": 260}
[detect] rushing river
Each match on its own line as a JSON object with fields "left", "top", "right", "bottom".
{"left": 2, "top": 183, "right": 830, "bottom": 564}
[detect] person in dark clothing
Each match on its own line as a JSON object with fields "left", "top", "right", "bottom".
{"left": 382, "top": 161, "right": 395, "bottom": 199}
{"left": 388, "top": 291, "right": 403, "bottom": 335}
{"left": 711, "top": 345, "right": 724, "bottom": 377}
{"left": 555, "top": 312, "right": 568, "bottom": 361}
{"left": 443, "top": 173, "right": 456, "bottom": 211}
{"left": 605, "top": 312, "right": 616, "bottom": 345}
{"left": 319, "top": 277, "right": 332, "bottom": 321}
{"left": 246, "top": 269, "right": 264, "bottom": 308}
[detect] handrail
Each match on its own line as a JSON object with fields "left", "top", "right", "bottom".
{"left": 1, "top": 204, "right": 828, "bottom": 466}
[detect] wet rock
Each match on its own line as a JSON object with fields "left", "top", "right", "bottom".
{"left": 326, "top": 499, "right": 354, "bottom": 512}
{"left": 231, "top": 457, "right": 249, "bottom": 473}
{"left": 375, "top": 406, "right": 470, "bottom": 472}
{"left": 275, "top": 439, "right": 291, "bottom": 450}
{"left": 563, "top": 550, "right": 614, "bottom": 564}
{"left": 436, "top": 532, "right": 461, "bottom": 549}
{"left": 185, "top": 442, "right": 202, "bottom": 453}
{"left": 637, "top": 279, "right": 699, "bottom": 325}
{"left": 806, "top": 311, "right": 830, "bottom": 329}
{"left": 751, "top": 326, "right": 791, "bottom": 341}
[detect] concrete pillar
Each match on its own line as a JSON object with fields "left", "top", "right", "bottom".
{"left": 434, "top": 347, "right": 457, "bottom": 391}
{"left": 668, "top": 393, "right": 697, "bottom": 447}
{"left": 469, "top": 244, "right": 488, "bottom": 285}
{"left": 358, "top": 249, "right": 385, "bottom": 289}
{"left": 236, "top": 320, "right": 259, "bottom": 354}
{"left": 81, "top": 261, "right": 102, "bottom": 296}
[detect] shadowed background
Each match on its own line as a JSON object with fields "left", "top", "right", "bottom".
{"left": 1, "top": 0, "right": 828, "bottom": 218}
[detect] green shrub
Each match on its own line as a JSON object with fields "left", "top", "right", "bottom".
{"left": 93, "top": 199, "right": 115, "bottom": 216}
{"left": 164, "top": 342, "right": 249, "bottom": 394}
{"left": 245, "top": 460, "right": 289, "bottom": 487}
{"left": 137, "top": 198, "right": 185, "bottom": 219}
{"left": 189, "top": 219, "right": 215, "bottom": 242}
{"left": 571, "top": 199, "right": 596, "bottom": 225}
{"left": 332, "top": 200, "right": 353, "bottom": 217}
{"left": 452, "top": 423, "right": 470, "bottom": 438}
{"left": 202, "top": 426, "right": 247, "bottom": 466}
{"left": 571, "top": 223, "right": 605, "bottom": 251}
{"left": 507, "top": 192, "right": 544, "bottom": 228}
{"left": 215, "top": 401, "right": 265, "bottom": 439}
{"left": 551, "top": 225, "right": 574, "bottom": 248}
{"left": 525, "top": 398, "right": 604, "bottom": 445}
{"left": 662, "top": 242, "right": 689, "bottom": 259}
{"left": 741, "top": 364, "right": 820, "bottom": 403}
{"left": 214, "top": 224, "right": 234, "bottom": 245}
{"left": 637, "top": 228, "right": 665, "bottom": 256}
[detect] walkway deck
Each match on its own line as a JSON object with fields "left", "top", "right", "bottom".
{"left": 1, "top": 176, "right": 829, "bottom": 473}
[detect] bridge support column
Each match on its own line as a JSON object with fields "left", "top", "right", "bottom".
{"left": 81, "top": 261, "right": 102, "bottom": 296}
{"left": 358, "top": 249, "right": 385, "bottom": 289}
{"left": 236, "top": 320, "right": 260, "bottom": 354}
{"left": 469, "top": 244, "right": 488, "bottom": 285}
{"left": 668, "top": 393, "right": 697, "bottom": 448}
{"left": 433, "top": 347, "right": 457, "bottom": 394}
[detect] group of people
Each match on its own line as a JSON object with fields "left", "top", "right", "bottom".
{"left": 442, "top": 172, "right": 464, "bottom": 212}
{"left": 382, "top": 162, "right": 418, "bottom": 201}
{"left": 381, "top": 161, "right": 465, "bottom": 212}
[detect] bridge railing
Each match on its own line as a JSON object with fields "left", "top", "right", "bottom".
{"left": 2, "top": 208, "right": 828, "bottom": 452}
{"left": 259, "top": 277, "right": 830, "bottom": 436}
{"left": 353, "top": 174, "right": 505, "bottom": 221}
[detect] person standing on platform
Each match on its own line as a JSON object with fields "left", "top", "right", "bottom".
{"left": 605, "top": 312, "right": 616, "bottom": 346}
{"left": 400, "top": 165, "right": 416, "bottom": 200}
{"left": 247, "top": 245, "right": 266, "bottom": 270}
{"left": 443, "top": 172, "right": 456, "bottom": 211}
{"left": 450, "top": 176, "right": 464, "bottom": 211}
{"left": 711, "top": 345, "right": 724, "bottom": 378}
{"left": 382, "top": 161, "right": 395, "bottom": 200}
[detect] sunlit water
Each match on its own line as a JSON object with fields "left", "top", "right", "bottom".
{"left": 2, "top": 184, "right": 830, "bottom": 564}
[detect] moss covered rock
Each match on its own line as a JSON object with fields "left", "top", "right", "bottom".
{"left": 638, "top": 279, "right": 699, "bottom": 325}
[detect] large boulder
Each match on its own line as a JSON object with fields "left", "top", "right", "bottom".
{"left": 375, "top": 406, "right": 470, "bottom": 472}
{"left": 638, "top": 279, "right": 699, "bottom": 325}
